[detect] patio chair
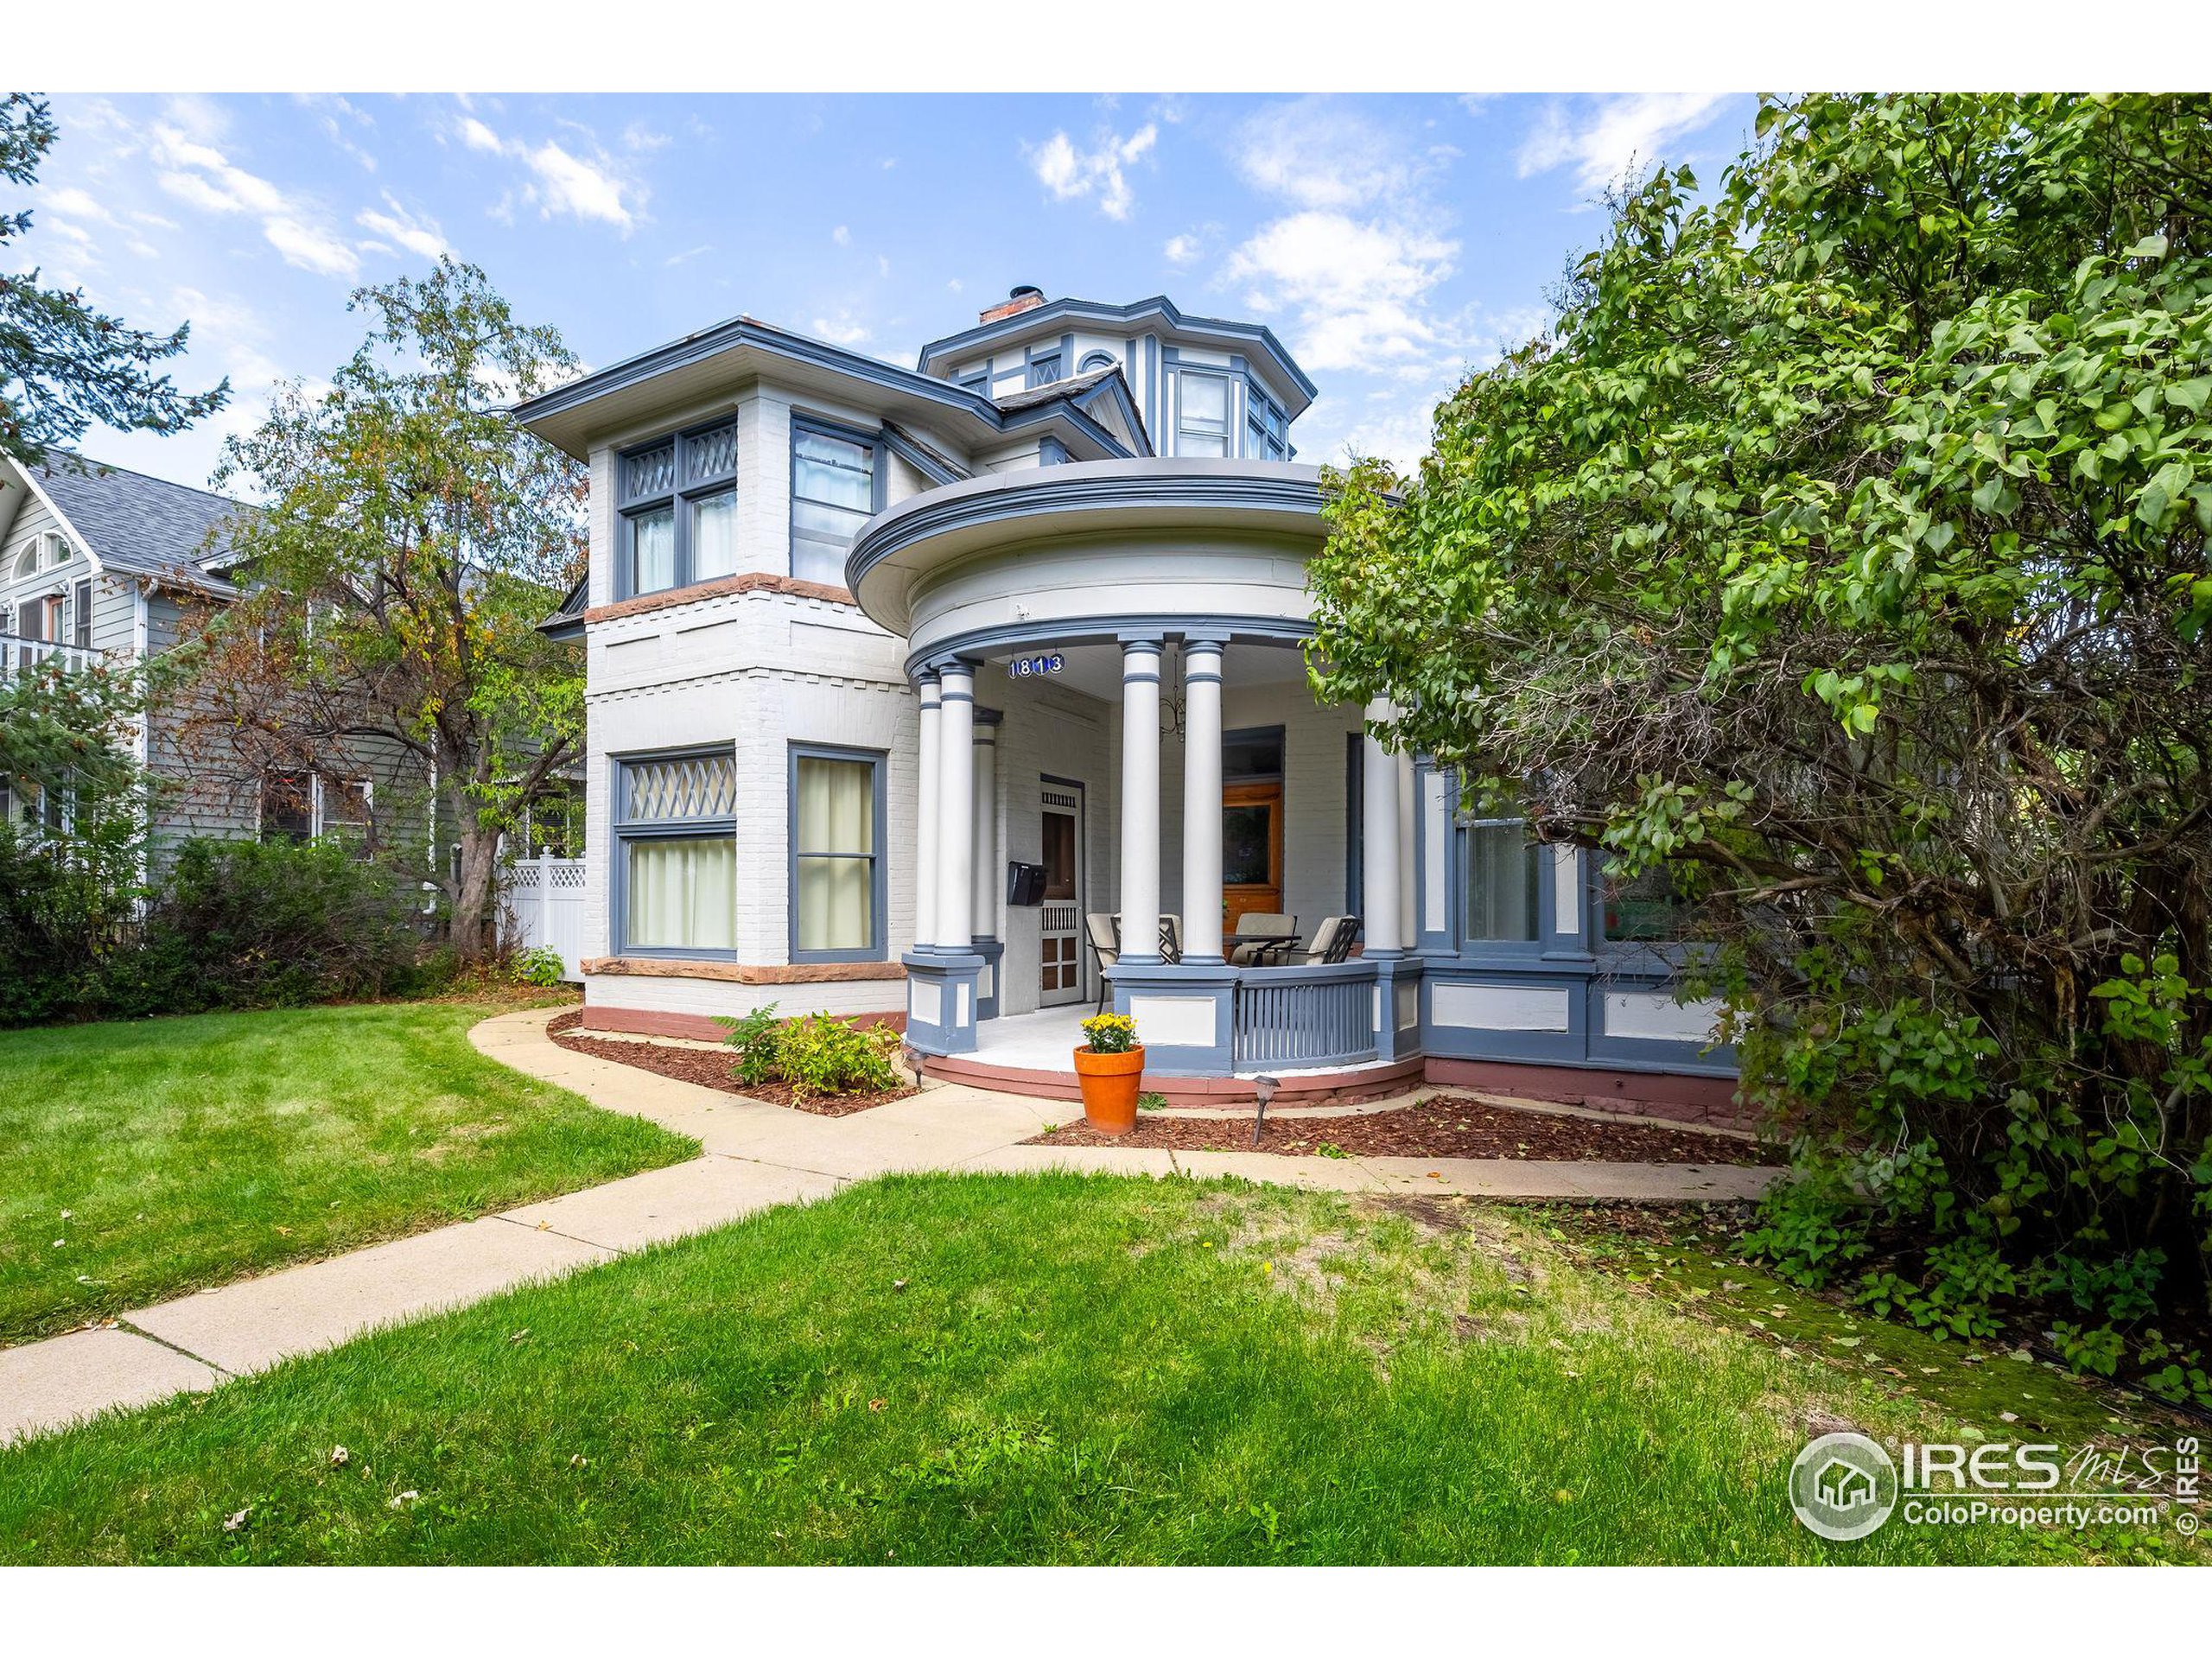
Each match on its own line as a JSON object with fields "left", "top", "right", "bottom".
{"left": 1273, "top": 914, "right": 1361, "bottom": 968}
{"left": 1084, "top": 912, "right": 1120, "bottom": 1014}
{"left": 1228, "top": 912, "right": 1297, "bottom": 966}
{"left": 1159, "top": 912, "right": 1183, "bottom": 964}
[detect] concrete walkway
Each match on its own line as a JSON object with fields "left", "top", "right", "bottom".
{"left": 0, "top": 1007, "right": 1777, "bottom": 1447}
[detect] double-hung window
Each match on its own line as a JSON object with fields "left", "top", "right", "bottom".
{"left": 1460, "top": 797, "right": 1541, "bottom": 945}
{"left": 790, "top": 744, "right": 885, "bottom": 961}
{"left": 1174, "top": 369, "right": 1232, "bottom": 457}
{"left": 614, "top": 749, "right": 738, "bottom": 956}
{"left": 789, "top": 419, "right": 880, "bottom": 587}
{"left": 615, "top": 421, "right": 738, "bottom": 599}
{"left": 1246, "top": 383, "right": 1287, "bottom": 461}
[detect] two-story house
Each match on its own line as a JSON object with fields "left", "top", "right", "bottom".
{"left": 515, "top": 287, "right": 1737, "bottom": 1114}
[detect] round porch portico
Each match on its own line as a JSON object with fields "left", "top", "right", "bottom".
{"left": 846, "top": 459, "right": 1421, "bottom": 1082}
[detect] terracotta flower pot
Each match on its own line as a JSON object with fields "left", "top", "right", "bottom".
{"left": 1073, "top": 1044, "right": 1146, "bottom": 1135}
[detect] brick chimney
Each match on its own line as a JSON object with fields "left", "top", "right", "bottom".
{"left": 978, "top": 284, "right": 1046, "bottom": 324}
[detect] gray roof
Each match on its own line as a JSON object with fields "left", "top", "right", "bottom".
{"left": 28, "top": 453, "right": 251, "bottom": 593}
{"left": 991, "top": 365, "right": 1120, "bottom": 415}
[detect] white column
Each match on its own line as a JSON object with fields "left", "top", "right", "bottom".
{"left": 913, "top": 676, "right": 940, "bottom": 954}
{"left": 1179, "top": 638, "right": 1225, "bottom": 963}
{"left": 1362, "top": 696, "right": 1403, "bottom": 955}
{"left": 1118, "top": 639, "right": 1163, "bottom": 962}
{"left": 970, "top": 715, "right": 999, "bottom": 942}
{"left": 934, "top": 662, "right": 976, "bottom": 951}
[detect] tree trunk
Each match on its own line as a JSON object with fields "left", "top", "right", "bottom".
{"left": 450, "top": 821, "right": 504, "bottom": 963}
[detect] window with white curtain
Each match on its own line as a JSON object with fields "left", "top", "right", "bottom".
{"left": 791, "top": 745, "right": 884, "bottom": 961}
{"left": 615, "top": 421, "right": 737, "bottom": 598}
{"left": 614, "top": 749, "right": 738, "bottom": 955}
{"left": 790, "top": 421, "right": 880, "bottom": 586}
{"left": 1461, "top": 812, "right": 1541, "bottom": 944}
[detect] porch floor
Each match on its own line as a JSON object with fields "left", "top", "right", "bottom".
{"left": 975, "top": 1004, "right": 1402, "bottom": 1082}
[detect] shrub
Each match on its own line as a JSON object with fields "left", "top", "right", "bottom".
{"left": 505, "top": 946, "right": 568, "bottom": 988}
{"left": 775, "top": 1014, "right": 902, "bottom": 1100}
{"left": 716, "top": 1005, "right": 902, "bottom": 1099}
{"left": 716, "top": 1003, "right": 784, "bottom": 1088}
{"left": 112, "top": 837, "right": 437, "bottom": 1014}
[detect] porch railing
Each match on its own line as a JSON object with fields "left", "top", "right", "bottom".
{"left": 1232, "top": 959, "right": 1378, "bottom": 1070}
{"left": 1, "top": 634, "right": 95, "bottom": 679}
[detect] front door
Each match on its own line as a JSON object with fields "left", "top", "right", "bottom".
{"left": 1039, "top": 779, "right": 1084, "bottom": 1006}
{"left": 1222, "top": 779, "right": 1284, "bottom": 928}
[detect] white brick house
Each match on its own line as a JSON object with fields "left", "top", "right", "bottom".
{"left": 516, "top": 287, "right": 1737, "bottom": 1113}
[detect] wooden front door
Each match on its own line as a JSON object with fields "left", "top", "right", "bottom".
{"left": 1222, "top": 780, "right": 1284, "bottom": 929}
{"left": 1039, "top": 780, "right": 1084, "bottom": 1006}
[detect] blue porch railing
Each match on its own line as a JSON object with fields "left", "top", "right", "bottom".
{"left": 1232, "top": 959, "right": 1378, "bottom": 1070}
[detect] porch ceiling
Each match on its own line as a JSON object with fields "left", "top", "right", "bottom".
{"left": 975, "top": 637, "right": 1313, "bottom": 703}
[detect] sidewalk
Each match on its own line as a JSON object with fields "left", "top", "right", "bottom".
{"left": 0, "top": 1007, "right": 1777, "bottom": 1447}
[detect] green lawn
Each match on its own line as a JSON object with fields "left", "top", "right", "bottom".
{"left": 1, "top": 1173, "right": 2194, "bottom": 1565}
{"left": 0, "top": 999, "right": 697, "bottom": 1344}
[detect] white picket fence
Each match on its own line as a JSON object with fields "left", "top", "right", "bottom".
{"left": 503, "top": 851, "right": 588, "bottom": 982}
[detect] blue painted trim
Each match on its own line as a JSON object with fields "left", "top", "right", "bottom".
{"left": 1079, "top": 350, "right": 1118, "bottom": 375}
{"left": 880, "top": 423, "right": 968, "bottom": 486}
{"left": 1039, "top": 435, "right": 1070, "bottom": 466}
{"left": 915, "top": 295, "right": 1318, "bottom": 406}
{"left": 972, "top": 938, "right": 1006, "bottom": 1021}
{"left": 1106, "top": 961, "right": 1238, "bottom": 1077}
{"left": 846, "top": 460, "right": 1325, "bottom": 600}
{"left": 611, "top": 418, "right": 740, "bottom": 601}
{"left": 903, "top": 949, "right": 986, "bottom": 1056}
{"left": 788, "top": 741, "right": 889, "bottom": 965}
{"left": 510, "top": 314, "right": 1141, "bottom": 465}
{"left": 901, "top": 613, "right": 1312, "bottom": 682}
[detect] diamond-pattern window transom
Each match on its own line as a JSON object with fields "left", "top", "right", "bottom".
{"left": 624, "top": 443, "right": 675, "bottom": 500}
{"left": 623, "top": 753, "right": 737, "bottom": 823}
{"left": 687, "top": 423, "right": 737, "bottom": 483}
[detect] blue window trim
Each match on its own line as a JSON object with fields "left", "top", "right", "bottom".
{"left": 613, "top": 419, "right": 738, "bottom": 601}
{"left": 1170, "top": 364, "right": 1236, "bottom": 458}
{"left": 788, "top": 741, "right": 889, "bottom": 963}
{"left": 1451, "top": 779, "right": 1548, "bottom": 963}
{"left": 789, "top": 413, "right": 887, "bottom": 585}
{"left": 610, "top": 744, "right": 740, "bottom": 960}
{"left": 1078, "top": 350, "right": 1117, "bottom": 375}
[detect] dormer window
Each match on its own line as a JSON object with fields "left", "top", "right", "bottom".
{"left": 615, "top": 420, "right": 738, "bottom": 599}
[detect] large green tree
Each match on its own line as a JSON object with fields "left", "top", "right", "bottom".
{"left": 188, "top": 259, "right": 584, "bottom": 961}
{"left": 1311, "top": 95, "right": 2212, "bottom": 1389}
{"left": 1, "top": 93, "right": 226, "bottom": 465}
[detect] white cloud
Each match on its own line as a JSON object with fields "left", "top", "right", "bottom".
{"left": 355, "top": 194, "right": 452, "bottom": 263}
{"left": 454, "top": 112, "right": 645, "bottom": 232}
{"left": 812, "top": 314, "right": 870, "bottom": 346}
{"left": 1026, "top": 123, "right": 1157, "bottom": 220}
{"left": 1163, "top": 233, "right": 1201, "bottom": 265}
{"left": 831, "top": 224, "right": 850, "bottom": 245}
{"left": 149, "top": 121, "right": 361, "bottom": 279}
{"left": 41, "top": 187, "right": 120, "bottom": 226}
{"left": 1231, "top": 99, "right": 1438, "bottom": 212}
{"left": 1516, "top": 93, "right": 1730, "bottom": 191}
{"left": 623, "top": 121, "right": 671, "bottom": 153}
{"left": 664, "top": 244, "right": 711, "bottom": 266}
{"left": 1223, "top": 211, "right": 1458, "bottom": 374}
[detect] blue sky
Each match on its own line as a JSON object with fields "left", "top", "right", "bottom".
{"left": 22, "top": 92, "right": 1759, "bottom": 491}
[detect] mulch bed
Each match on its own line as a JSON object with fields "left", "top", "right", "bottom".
{"left": 544, "top": 1008, "right": 918, "bottom": 1117}
{"left": 1028, "top": 1091, "right": 1783, "bottom": 1165}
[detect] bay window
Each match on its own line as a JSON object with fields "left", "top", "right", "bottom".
{"left": 790, "top": 744, "right": 885, "bottom": 961}
{"left": 613, "top": 749, "right": 738, "bottom": 956}
{"left": 615, "top": 420, "right": 737, "bottom": 599}
{"left": 790, "top": 419, "right": 881, "bottom": 586}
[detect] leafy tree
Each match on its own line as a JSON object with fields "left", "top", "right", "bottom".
{"left": 1, "top": 92, "right": 226, "bottom": 465}
{"left": 186, "top": 258, "right": 585, "bottom": 962}
{"left": 0, "top": 658, "right": 155, "bottom": 1023}
{"left": 1311, "top": 95, "right": 2212, "bottom": 1389}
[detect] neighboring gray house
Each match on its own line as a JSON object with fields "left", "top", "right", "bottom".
{"left": 0, "top": 452, "right": 434, "bottom": 857}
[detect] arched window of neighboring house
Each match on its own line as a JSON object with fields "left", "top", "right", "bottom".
{"left": 1077, "top": 350, "right": 1117, "bottom": 375}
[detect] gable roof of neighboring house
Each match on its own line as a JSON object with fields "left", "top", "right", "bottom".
{"left": 915, "top": 294, "right": 1319, "bottom": 415}
{"left": 508, "top": 313, "right": 1153, "bottom": 466}
{"left": 12, "top": 453, "right": 247, "bottom": 596}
